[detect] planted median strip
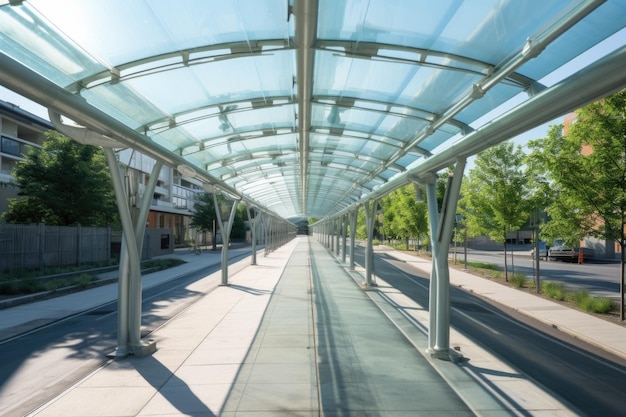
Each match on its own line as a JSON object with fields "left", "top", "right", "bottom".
{"left": 460, "top": 260, "right": 615, "bottom": 315}
{"left": 0, "top": 258, "right": 186, "bottom": 299}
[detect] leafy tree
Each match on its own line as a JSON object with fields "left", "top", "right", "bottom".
{"left": 381, "top": 185, "right": 428, "bottom": 250}
{"left": 527, "top": 89, "right": 626, "bottom": 318}
{"left": 525, "top": 125, "right": 585, "bottom": 247}
{"left": 190, "top": 192, "right": 247, "bottom": 245}
{"left": 356, "top": 206, "right": 368, "bottom": 240}
{"left": 2, "top": 131, "right": 118, "bottom": 226}
{"left": 462, "top": 142, "right": 531, "bottom": 280}
{"left": 231, "top": 203, "right": 247, "bottom": 239}
{"left": 190, "top": 192, "right": 217, "bottom": 234}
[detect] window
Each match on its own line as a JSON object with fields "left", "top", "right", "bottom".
{"left": 1, "top": 136, "right": 21, "bottom": 157}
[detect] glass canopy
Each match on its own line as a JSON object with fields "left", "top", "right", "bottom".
{"left": 0, "top": 0, "right": 624, "bottom": 220}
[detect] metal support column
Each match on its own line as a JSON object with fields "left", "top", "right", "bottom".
{"left": 214, "top": 194, "right": 239, "bottom": 286}
{"left": 423, "top": 175, "right": 439, "bottom": 352}
{"left": 247, "top": 206, "right": 259, "bottom": 265}
{"left": 104, "top": 148, "right": 159, "bottom": 358}
{"left": 428, "top": 160, "right": 466, "bottom": 361}
{"left": 341, "top": 213, "right": 348, "bottom": 263}
{"left": 349, "top": 209, "right": 357, "bottom": 270}
{"left": 335, "top": 217, "right": 341, "bottom": 256}
{"left": 364, "top": 199, "right": 378, "bottom": 288}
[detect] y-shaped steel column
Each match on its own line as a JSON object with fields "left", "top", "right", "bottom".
{"left": 364, "top": 199, "right": 379, "bottom": 287}
{"left": 104, "top": 148, "right": 160, "bottom": 358}
{"left": 214, "top": 194, "right": 239, "bottom": 286}
{"left": 349, "top": 209, "right": 357, "bottom": 270}
{"left": 247, "top": 206, "right": 260, "bottom": 265}
{"left": 425, "top": 159, "right": 466, "bottom": 361}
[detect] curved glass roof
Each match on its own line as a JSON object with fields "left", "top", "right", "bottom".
{"left": 0, "top": 0, "right": 624, "bottom": 220}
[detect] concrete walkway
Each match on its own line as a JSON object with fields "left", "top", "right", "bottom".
{"left": 1, "top": 237, "right": 624, "bottom": 416}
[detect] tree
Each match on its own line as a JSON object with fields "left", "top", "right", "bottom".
{"left": 2, "top": 130, "right": 118, "bottom": 226}
{"left": 190, "top": 192, "right": 247, "bottom": 246}
{"left": 527, "top": 89, "right": 626, "bottom": 319}
{"left": 190, "top": 192, "right": 216, "bottom": 231}
{"left": 382, "top": 185, "right": 428, "bottom": 251}
{"left": 231, "top": 203, "right": 247, "bottom": 240}
{"left": 463, "top": 142, "right": 531, "bottom": 280}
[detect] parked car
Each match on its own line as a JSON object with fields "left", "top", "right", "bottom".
{"left": 547, "top": 246, "right": 594, "bottom": 262}
{"left": 530, "top": 241, "right": 548, "bottom": 260}
{"left": 530, "top": 247, "right": 548, "bottom": 260}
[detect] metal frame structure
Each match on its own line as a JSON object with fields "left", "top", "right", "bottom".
{"left": 0, "top": 1, "right": 624, "bottom": 358}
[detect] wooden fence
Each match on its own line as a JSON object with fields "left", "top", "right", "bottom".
{"left": 0, "top": 224, "right": 111, "bottom": 273}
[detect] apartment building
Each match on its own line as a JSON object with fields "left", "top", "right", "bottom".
{"left": 0, "top": 99, "right": 202, "bottom": 245}
{"left": 0, "top": 100, "right": 52, "bottom": 213}
{"left": 115, "top": 148, "right": 204, "bottom": 245}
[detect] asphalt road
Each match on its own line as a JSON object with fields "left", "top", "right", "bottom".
{"left": 360, "top": 248, "right": 626, "bottom": 417}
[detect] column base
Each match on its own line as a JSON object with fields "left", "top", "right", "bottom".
{"left": 107, "top": 345, "right": 131, "bottom": 360}
{"left": 361, "top": 282, "right": 378, "bottom": 290}
{"left": 131, "top": 339, "right": 157, "bottom": 358}
{"left": 426, "top": 347, "right": 464, "bottom": 363}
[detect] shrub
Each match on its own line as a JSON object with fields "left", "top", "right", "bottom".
{"left": 21, "top": 278, "right": 43, "bottom": 294}
{"left": 45, "top": 279, "right": 65, "bottom": 291}
{"left": 73, "top": 274, "right": 95, "bottom": 289}
{"left": 509, "top": 273, "right": 527, "bottom": 288}
{"left": 587, "top": 298, "right": 615, "bottom": 314}
{"left": 467, "top": 261, "right": 499, "bottom": 271}
{"left": 567, "top": 290, "right": 615, "bottom": 314}
{"left": 542, "top": 281, "right": 566, "bottom": 301}
{"left": 567, "top": 290, "right": 589, "bottom": 304}
{"left": 0, "top": 281, "right": 20, "bottom": 295}
{"left": 142, "top": 258, "right": 186, "bottom": 271}
{"left": 491, "top": 270, "right": 504, "bottom": 279}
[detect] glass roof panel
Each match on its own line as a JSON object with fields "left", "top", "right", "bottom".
{"left": 28, "top": 0, "right": 292, "bottom": 66}
{"left": 174, "top": 105, "right": 297, "bottom": 144}
{"left": 0, "top": 4, "right": 104, "bottom": 86}
{"left": 515, "top": 2, "right": 626, "bottom": 80}
{"left": 81, "top": 85, "right": 166, "bottom": 130}
{"left": 122, "top": 52, "right": 295, "bottom": 117}
{"left": 314, "top": 51, "right": 484, "bottom": 114}
{"left": 0, "top": 0, "right": 623, "bottom": 221}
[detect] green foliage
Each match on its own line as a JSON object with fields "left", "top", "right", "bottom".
{"left": 2, "top": 131, "right": 118, "bottom": 226}
{"left": 45, "top": 279, "right": 65, "bottom": 291}
{"left": 567, "top": 290, "right": 615, "bottom": 314}
{"left": 356, "top": 208, "right": 367, "bottom": 240}
{"left": 73, "top": 274, "right": 95, "bottom": 289}
{"left": 466, "top": 261, "right": 499, "bottom": 271}
{"left": 379, "top": 185, "right": 429, "bottom": 250}
{"left": 190, "top": 192, "right": 217, "bottom": 232}
{"left": 462, "top": 142, "right": 531, "bottom": 243}
{"left": 231, "top": 203, "right": 247, "bottom": 239}
{"left": 509, "top": 273, "right": 527, "bottom": 288}
{"left": 0, "top": 258, "right": 185, "bottom": 296}
{"left": 142, "top": 258, "right": 186, "bottom": 270}
{"left": 542, "top": 281, "right": 566, "bottom": 301}
{"left": 190, "top": 193, "right": 247, "bottom": 240}
{"left": 462, "top": 142, "right": 531, "bottom": 281}
{"left": 0, "top": 281, "right": 20, "bottom": 295}
{"left": 526, "top": 89, "right": 626, "bottom": 248}
{"left": 586, "top": 298, "right": 615, "bottom": 314}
